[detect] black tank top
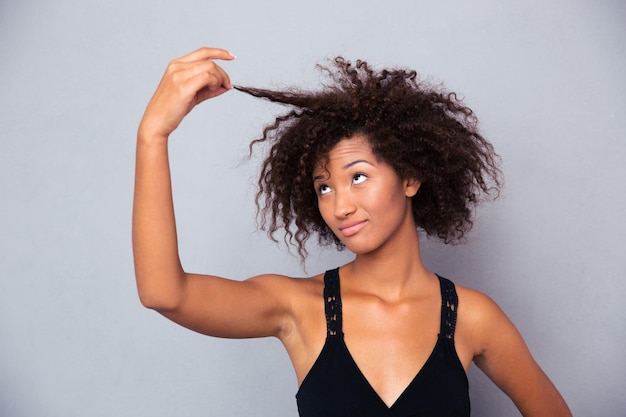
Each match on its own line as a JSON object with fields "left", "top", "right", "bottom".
{"left": 296, "top": 268, "right": 470, "bottom": 417}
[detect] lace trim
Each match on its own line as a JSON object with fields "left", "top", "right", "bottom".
{"left": 323, "top": 269, "right": 342, "bottom": 336}
{"left": 439, "top": 276, "right": 458, "bottom": 340}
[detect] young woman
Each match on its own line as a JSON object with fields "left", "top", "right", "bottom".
{"left": 133, "top": 47, "right": 572, "bottom": 417}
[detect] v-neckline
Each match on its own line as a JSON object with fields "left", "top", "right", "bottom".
{"left": 334, "top": 268, "right": 445, "bottom": 411}
{"left": 340, "top": 333, "right": 442, "bottom": 411}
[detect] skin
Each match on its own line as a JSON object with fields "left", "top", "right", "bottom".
{"left": 133, "top": 47, "right": 572, "bottom": 416}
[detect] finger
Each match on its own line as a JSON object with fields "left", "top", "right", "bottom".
{"left": 210, "top": 61, "right": 233, "bottom": 89}
{"left": 189, "top": 72, "right": 231, "bottom": 103}
{"left": 172, "top": 59, "right": 232, "bottom": 89}
{"left": 174, "top": 47, "right": 236, "bottom": 64}
{"left": 168, "top": 61, "right": 232, "bottom": 90}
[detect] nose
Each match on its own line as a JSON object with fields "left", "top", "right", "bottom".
{"left": 334, "top": 189, "right": 356, "bottom": 218}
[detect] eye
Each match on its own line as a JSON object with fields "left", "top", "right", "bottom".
{"left": 353, "top": 173, "right": 367, "bottom": 185}
{"left": 318, "top": 184, "right": 331, "bottom": 195}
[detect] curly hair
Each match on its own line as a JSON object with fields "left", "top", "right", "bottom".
{"left": 234, "top": 57, "right": 502, "bottom": 260}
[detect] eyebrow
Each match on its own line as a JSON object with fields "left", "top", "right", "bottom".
{"left": 312, "top": 159, "right": 375, "bottom": 182}
{"left": 343, "top": 159, "right": 374, "bottom": 170}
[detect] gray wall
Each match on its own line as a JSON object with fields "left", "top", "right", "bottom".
{"left": 1, "top": 1, "right": 624, "bottom": 416}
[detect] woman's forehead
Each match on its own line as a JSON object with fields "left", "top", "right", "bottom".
{"left": 312, "top": 135, "right": 379, "bottom": 177}
{"left": 316, "top": 135, "right": 373, "bottom": 164}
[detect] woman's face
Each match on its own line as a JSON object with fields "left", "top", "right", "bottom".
{"left": 313, "top": 135, "right": 420, "bottom": 255}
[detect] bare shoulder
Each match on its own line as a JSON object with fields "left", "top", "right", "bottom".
{"left": 454, "top": 284, "right": 505, "bottom": 323}
{"left": 246, "top": 271, "right": 324, "bottom": 298}
{"left": 452, "top": 283, "right": 514, "bottom": 358}
{"left": 244, "top": 271, "right": 326, "bottom": 321}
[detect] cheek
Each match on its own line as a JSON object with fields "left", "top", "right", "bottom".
{"left": 369, "top": 187, "right": 409, "bottom": 223}
{"left": 367, "top": 185, "right": 402, "bottom": 209}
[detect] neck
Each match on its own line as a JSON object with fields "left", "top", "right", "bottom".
{"left": 345, "top": 230, "right": 433, "bottom": 299}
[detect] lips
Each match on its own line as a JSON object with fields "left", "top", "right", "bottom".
{"left": 338, "top": 220, "right": 367, "bottom": 237}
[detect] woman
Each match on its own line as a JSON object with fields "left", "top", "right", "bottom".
{"left": 133, "top": 47, "right": 572, "bottom": 416}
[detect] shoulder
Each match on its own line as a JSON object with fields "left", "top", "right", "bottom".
{"left": 453, "top": 283, "right": 516, "bottom": 357}
{"left": 245, "top": 271, "right": 325, "bottom": 309}
{"left": 454, "top": 283, "right": 504, "bottom": 322}
{"left": 246, "top": 271, "right": 324, "bottom": 290}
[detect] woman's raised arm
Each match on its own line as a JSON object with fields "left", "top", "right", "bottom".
{"left": 132, "top": 48, "right": 294, "bottom": 339}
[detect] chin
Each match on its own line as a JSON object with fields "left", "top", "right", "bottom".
{"left": 342, "top": 241, "right": 381, "bottom": 256}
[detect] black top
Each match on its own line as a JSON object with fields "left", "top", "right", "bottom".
{"left": 296, "top": 268, "right": 470, "bottom": 417}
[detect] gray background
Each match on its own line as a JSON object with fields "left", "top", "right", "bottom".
{"left": 1, "top": 1, "right": 624, "bottom": 416}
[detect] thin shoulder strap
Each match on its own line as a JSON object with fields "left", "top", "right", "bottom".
{"left": 323, "top": 268, "right": 342, "bottom": 336}
{"left": 437, "top": 275, "right": 458, "bottom": 341}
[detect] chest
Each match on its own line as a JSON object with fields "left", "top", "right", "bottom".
{"left": 341, "top": 297, "right": 442, "bottom": 406}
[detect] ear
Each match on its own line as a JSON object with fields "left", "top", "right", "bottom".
{"left": 403, "top": 177, "right": 421, "bottom": 198}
